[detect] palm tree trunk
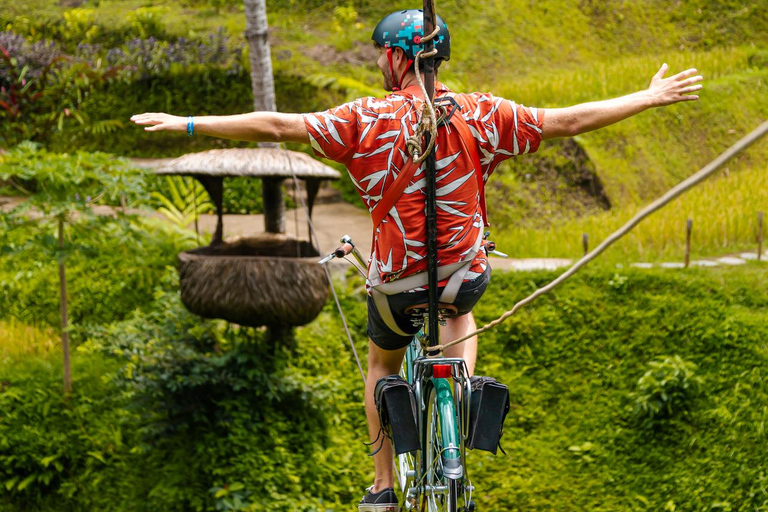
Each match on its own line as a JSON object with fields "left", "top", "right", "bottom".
{"left": 244, "top": 0, "right": 276, "bottom": 113}
{"left": 244, "top": 0, "right": 284, "bottom": 233}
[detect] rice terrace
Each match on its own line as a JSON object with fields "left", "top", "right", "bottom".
{"left": 0, "top": 0, "right": 767, "bottom": 511}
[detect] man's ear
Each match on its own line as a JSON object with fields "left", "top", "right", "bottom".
{"left": 392, "top": 47, "right": 409, "bottom": 67}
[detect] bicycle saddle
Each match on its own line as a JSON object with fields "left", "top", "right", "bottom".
{"left": 403, "top": 302, "right": 459, "bottom": 319}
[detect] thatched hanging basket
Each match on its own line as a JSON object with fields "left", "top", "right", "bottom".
{"left": 178, "top": 234, "right": 330, "bottom": 327}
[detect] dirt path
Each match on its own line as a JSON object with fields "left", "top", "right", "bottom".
{"left": 191, "top": 203, "right": 573, "bottom": 272}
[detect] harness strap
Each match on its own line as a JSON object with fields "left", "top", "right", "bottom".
{"left": 370, "top": 158, "right": 421, "bottom": 230}
{"left": 369, "top": 228, "right": 484, "bottom": 336}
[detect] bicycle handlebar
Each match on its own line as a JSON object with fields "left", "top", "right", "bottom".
{"left": 319, "top": 231, "right": 506, "bottom": 267}
{"left": 319, "top": 235, "right": 367, "bottom": 270}
{"left": 334, "top": 242, "right": 354, "bottom": 259}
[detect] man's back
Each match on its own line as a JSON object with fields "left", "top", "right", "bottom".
{"left": 303, "top": 82, "right": 544, "bottom": 286}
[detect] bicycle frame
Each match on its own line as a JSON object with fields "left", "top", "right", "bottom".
{"left": 398, "top": 326, "right": 473, "bottom": 511}
{"left": 320, "top": 235, "right": 487, "bottom": 511}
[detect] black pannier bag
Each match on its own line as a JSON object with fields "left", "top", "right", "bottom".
{"left": 374, "top": 375, "right": 420, "bottom": 455}
{"left": 467, "top": 376, "right": 510, "bottom": 454}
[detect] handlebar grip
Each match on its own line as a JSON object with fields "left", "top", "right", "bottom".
{"left": 334, "top": 242, "right": 354, "bottom": 259}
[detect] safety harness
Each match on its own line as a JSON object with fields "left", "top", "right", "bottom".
{"left": 367, "top": 86, "right": 489, "bottom": 336}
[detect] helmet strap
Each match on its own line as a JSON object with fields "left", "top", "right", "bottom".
{"left": 386, "top": 47, "right": 413, "bottom": 92}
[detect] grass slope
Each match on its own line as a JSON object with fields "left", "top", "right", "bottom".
{"left": 467, "top": 265, "right": 768, "bottom": 511}
{"left": 3, "top": 0, "right": 767, "bottom": 258}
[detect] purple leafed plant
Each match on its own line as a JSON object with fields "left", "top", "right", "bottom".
{"left": 0, "top": 32, "right": 62, "bottom": 87}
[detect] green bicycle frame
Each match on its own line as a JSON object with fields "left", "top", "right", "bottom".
{"left": 431, "top": 376, "right": 461, "bottom": 463}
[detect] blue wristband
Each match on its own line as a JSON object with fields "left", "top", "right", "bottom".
{"left": 187, "top": 116, "right": 194, "bottom": 137}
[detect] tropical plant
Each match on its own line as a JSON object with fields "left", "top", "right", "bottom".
{"left": 151, "top": 176, "right": 214, "bottom": 233}
{"left": 631, "top": 355, "right": 704, "bottom": 426}
{"left": 0, "top": 39, "right": 121, "bottom": 148}
{"left": 0, "top": 142, "right": 146, "bottom": 393}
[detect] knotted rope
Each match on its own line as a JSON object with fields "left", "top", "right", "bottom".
{"left": 427, "top": 120, "right": 768, "bottom": 355}
{"left": 405, "top": 23, "right": 441, "bottom": 163}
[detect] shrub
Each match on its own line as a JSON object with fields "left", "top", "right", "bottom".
{"left": 631, "top": 355, "right": 704, "bottom": 426}
{"left": 0, "top": 44, "right": 120, "bottom": 148}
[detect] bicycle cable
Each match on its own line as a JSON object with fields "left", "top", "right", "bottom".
{"left": 284, "top": 148, "right": 367, "bottom": 386}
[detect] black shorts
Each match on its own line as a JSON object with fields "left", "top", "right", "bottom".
{"left": 367, "top": 266, "right": 491, "bottom": 351}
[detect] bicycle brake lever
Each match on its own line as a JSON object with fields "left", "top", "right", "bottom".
{"left": 318, "top": 253, "right": 335, "bottom": 265}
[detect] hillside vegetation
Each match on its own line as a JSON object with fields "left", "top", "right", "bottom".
{"left": 3, "top": 253, "right": 768, "bottom": 510}
{"left": 3, "top": 0, "right": 765, "bottom": 259}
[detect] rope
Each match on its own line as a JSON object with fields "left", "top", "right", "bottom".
{"left": 405, "top": 18, "right": 441, "bottom": 163}
{"left": 427, "top": 119, "right": 768, "bottom": 355}
{"left": 284, "top": 150, "right": 367, "bottom": 385}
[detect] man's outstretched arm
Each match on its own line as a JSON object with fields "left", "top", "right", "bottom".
{"left": 541, "top": 64, "right": 703, "bottom": 140}
{"left": 130, "top": 111, "right": 310, "bottom": 144}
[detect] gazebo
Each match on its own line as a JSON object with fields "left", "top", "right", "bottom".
{"left": 157, "top": 147, "right": 341, "bottom": 328}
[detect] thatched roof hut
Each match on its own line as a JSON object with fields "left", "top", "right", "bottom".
{"left": 156, "top": 148, "right": 341, "bottom": 329}
{"left": 158, "top": 148, "right": 341, "bottom": 241}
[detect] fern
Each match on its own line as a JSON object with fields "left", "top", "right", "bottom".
{"left": 150, "top": 176, "right": 214, "bottom": 229}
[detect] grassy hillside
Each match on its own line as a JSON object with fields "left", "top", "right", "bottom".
{"left": 3, "top": 0, "right": 767, "bottom": 258}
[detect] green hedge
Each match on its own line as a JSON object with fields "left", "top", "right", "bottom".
{"left": 48, "top": 67, "right": 344, "bottom": 158}
{"left": 2, "top": 262, "right": 768, "bottom": 510}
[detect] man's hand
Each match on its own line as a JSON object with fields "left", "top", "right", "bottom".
{"left": 130, "top": 113, "right": 187, "bottom": 132}
{"left": 646, "top": 63, "right": 703, "bottom": 106}
{"left": 542, "top": 64, "right": 704, "bottom": 139}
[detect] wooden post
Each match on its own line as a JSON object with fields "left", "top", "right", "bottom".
{"left": 263, "top": 178, "right": 286, "bottom": 234}
{"left": 582, "top": 233, "right": 589, "bottom": 255}
{"left": 685, "top": 218, "right": 693, "bottom": 268}
{"left": 58, "top": 217, "right": 72, "bottom": 395}
{"left": 758, "top": 211, "right": 764, "bottom": 262}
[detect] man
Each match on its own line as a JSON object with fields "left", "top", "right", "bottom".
{"left": 131, "top": 9, "right": 703, "bottom": 510}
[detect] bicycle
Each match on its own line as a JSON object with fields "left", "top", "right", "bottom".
{"left": 320, "top": 235, "right": 508, "bottom": 512}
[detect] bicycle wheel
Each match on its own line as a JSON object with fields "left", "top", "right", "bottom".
{"left": 422, "top": 379, "right": 465, "bottom": 512}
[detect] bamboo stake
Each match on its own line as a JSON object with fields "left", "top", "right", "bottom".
{"left": 58, "top": 217, "right": 72, "bottom": 395}
{"left": 685, "top": 218, "right": 692, "bottom": 268}
{"left": 758, "top": 211, "right": 764, "bottom": 262}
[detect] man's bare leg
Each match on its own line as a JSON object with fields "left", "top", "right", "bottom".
{"left": 441, "top": 311, "right": 478, "bottom": 376}
{"left": 365, "top": 339, "right": 407, "bottom": 492}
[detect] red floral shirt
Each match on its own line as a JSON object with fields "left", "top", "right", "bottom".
{"left": 303, "top": 82, "right": 544, "bottom": 287}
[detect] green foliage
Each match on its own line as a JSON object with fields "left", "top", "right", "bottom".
{"left": 46, "top": 67, "right": 345, "bottom": 157}
{"left": 0, "top": 144, "right": 196, "bottom": 330}
{"left": 61, "top": 8, "right": 100, "bottom": 44}
{"left": 0, "top": 349, "right": 137, "bottom": 511}
{"left": 125, "top": 6, "right": 169, "bottom": 40}
{"left": 0, "top": 48, "right": 121, "bottom": 148}
{"left": 0, "top": 209, "right": 197, "bottom": 330}
{"left": 0, "top": 142, "right": 146, "bottom": 212}
{"left": 3, "top": 251, "right": 768, "bottom": 511}
{"left": 468, "top": 266, "right": 768, "bottom": 511}
{"left": 151, "top": 175, "right": 214, "bottom": 229}
{"left": 631, "top": 355, "right": 704, "bottom": 427}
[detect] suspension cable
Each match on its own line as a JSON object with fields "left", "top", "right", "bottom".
{"left": 428, "top": 120, "right": 768, "bottom": 355}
